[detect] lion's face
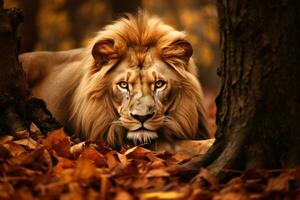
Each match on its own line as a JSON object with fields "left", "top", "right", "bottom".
{"left": 109, "top": 49, "right": 179, "bottom": 144}
{"left": 74, "top": 13, "right": 209, "bottom": 147}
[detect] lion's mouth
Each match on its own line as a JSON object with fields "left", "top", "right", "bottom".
{"left": 127, "top": 128, "right": 158, "bottom": 145}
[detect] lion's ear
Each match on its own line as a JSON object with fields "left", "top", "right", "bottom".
{"left": 92, "top": 39, "right": 120, "bottom": 67}
{"left": 162, "top": 40, "right": 193, "bottom": 69}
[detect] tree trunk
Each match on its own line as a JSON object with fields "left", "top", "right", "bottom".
{"left": 64, "top": 0, "right": 83, "bottom": 48}
{"left": 19, "top": 0, "right": 39, "bottom": 52}
{"left": 110, "top": 0, "right": 142, "bottom": 19}
{"left": 0, "top": 1, "right": 61, "bottom": 135}
{"left": 186, "top": 0, "right": 300, "bottom": 181}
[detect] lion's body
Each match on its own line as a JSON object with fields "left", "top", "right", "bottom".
{"left": 20, "top": 13, "right": 210, "bottom": 147}
{"left": 20, "top": 49, "right": 85, "bottom": 126}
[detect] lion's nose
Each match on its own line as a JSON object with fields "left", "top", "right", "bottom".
{"left": 130, "top": 112, "right": 154, "bottom": 123}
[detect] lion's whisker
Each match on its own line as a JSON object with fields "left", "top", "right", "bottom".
{"left": 112, "top": 120, "right": 122, "bottom": 125}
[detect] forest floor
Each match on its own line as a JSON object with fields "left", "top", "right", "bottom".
{"left": 0, "top": 92, "right": 299, "bottom": 200}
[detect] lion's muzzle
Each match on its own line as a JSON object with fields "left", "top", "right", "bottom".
{"left": 127, "top": 129, "right": 158, "bottom": 145}
{"left": 125, "top": 95, "right": 159, "bottom": 144}
{"left": 129, "top": 95, "right": 156, "bottom": 124}
{"left": 130, "top": 112, "right": 154, "bottom": 123}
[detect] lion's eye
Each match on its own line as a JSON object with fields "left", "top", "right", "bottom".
{"left": 118, "top": 81, "right": 128, "bottom": 89}
{"left": 155, "top": 80, "right": 166, "bottom": 89}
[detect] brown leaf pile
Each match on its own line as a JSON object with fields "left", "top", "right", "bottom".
{"left": 0, "top": 128, "right": 299, "bottom": 200}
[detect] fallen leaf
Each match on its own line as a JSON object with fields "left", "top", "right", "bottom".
{"left": 194, "top": 168, "right": 219, "bottom": 190}
{"left": 146, "top": 168, "right": 170, "bottom": 178}
{"left": 131, "top": 177, "right": 149, "bottom": 189}
{"left": 117, "top": 152, "right": 129, "bottom": 165}
{"left": 106, "top": 151, "right": 120, "bottom": 169}
{"left": 70, "top": 141, "right": 86, "bottom": 155}
{"left": 13, "top": 137, "right": 39, "bottom": 150}
{"left": 0, "top": 145, "right": 11, "bottom": 159}
{"left": 266, "top": 169, "right": 295, "bottom": 193}
{"left": 52, "top": 138, "right": 71, "bottom": 158}
{"left": 125, "top": 146, "right": 151, "bottom": 159}
{"left": 74, "top": 158, "right": 97, "bottom": 181}
{"left": 114, "top": 190, "right": 134, "bottom": 200}
{"left": 65, "top": 182, "right": 84, "bottom": 199}
{"left": 79, "top": 146, "right": 106, "bottom": 167}
{"left": 100, "top": 175, "right": 109, "bottom": 200}
{"left": 0, "top": 182, "right": 14, "bottom": 199}
{"left": 188, "top": 188, "right": 212, "bottom": 200}
{"left": 146, "top": 152, "right": 165, "bottom": 162}
{"left": 113, "top": 161, "right": 139, "bottom": 177}
{"left": 140, "top": 191, "right": 184, "bottom": 200}
{"left": 149, "top": 160, "right": 166, "bottom": 169}
{"left": 172, "top": 152, "right": 193, "bottom": 164}
{"left": 0, "top": 135, "right": 13, "bottom": 145}
{"left": 14, "top": 130, "right": 30, "bottom": 139}
{"left": 214, "top": 192, "right": 247, "bottom": 200}
{"left": 10, "top": 187, "right": 34, "bottom": 200}
{"left": 8, "top": 147, "right": 46, "bottom": 169}
{"left": 43, "top": 128, "right": 70, "bottom": 148}
{"left": 2, "top": 142, "right": 26, "bottom": 157}
{"left": 54, "top": 157, "right": 75, "bottom": 175}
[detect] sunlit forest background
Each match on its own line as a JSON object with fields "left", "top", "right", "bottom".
{"left": 4, "top": 0, "right": 219, "bottom": 133}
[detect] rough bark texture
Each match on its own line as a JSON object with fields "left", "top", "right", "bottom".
{"left": 186, "top": 0, "right": 300, "bottom": 181}
{"left": 0, "top": 2, "right": 61, "bottom": 135}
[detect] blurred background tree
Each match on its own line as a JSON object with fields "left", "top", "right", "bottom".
{"left": 4, "top": 0, "right": 219, "bottom": 134}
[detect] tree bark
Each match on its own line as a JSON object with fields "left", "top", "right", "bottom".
{"left": 186, "top": 0, "right": 300, "bottom": 181}
{"left": 0, "top": 2, "right": 61, "bottom": 135}
{"left": 64, "top": 0, "right": 84, "bottom": 48}
{"left": 19, "top": 0, "right": 39, "bottom": 52}
{"left": 110, "top": 0, "right": 142, "bottom": 19}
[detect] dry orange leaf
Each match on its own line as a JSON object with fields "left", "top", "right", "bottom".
{"left": 70, "top": 141, "right": 86, "bottom": 155}
{"left": 79, "top": 146, "right": 106, "bottom": 167}
{"left": 196, "top": 168, "right": 219, "bottom": 190}
{"left": 117, "top": 152, "right": 129, "bottom": 165}
{"left": 114, "top": 190, "right": 134, "bottom": 200}
{"left": 0, "top": 123, "right": 298, "bottom": 199}
{"left": 13, "top": 137, "right": 39, "bottom": 150}
{"left": 0, "top": 135, "right": 13, "bottom": 145}
{"left": 266, "top": 169, "right": 296, "bottom": 193}
{"left": 54, "top": 157, "right": 75, "bottom": 174}
{"left": 172, "top": 152, "right": 193, "bottom": 164}
{"left": 125, "top": 146, "right": 151, "bottom": 159}
{"left": 2, "top": 142, "right": 26, "bottom": 157}
{"left": 106, "top": 151, "right": 120, "bottom": 169}
{"left": 52, "top": 138, "right": 71, "bottom": 158}
{"left": 146, "top": 168, "right": 170, "bottom": 178}
{"left": 140, "top": 191, "right": 184, "bottom": 200}
{"left": 9, "top": 147, "right": 45, "bottom": 166}
{"left": 214, "top": 192, "right": 247, "bottom": 200}
{"left": 74, "top": 158, "right": 97, "bottom": 181}
{"left": 43, "top": 128, "right": 69, "bottom": 148}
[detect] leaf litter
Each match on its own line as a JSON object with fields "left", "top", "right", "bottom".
{"left": 0, "top": 127, "right": 299, "bottom": 200}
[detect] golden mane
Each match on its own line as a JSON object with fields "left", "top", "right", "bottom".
{"left": 68, "top": 12, "right": 209, "bottom": 146}
{"left": 89, "top": 12, "right": 197, "bottom": 75}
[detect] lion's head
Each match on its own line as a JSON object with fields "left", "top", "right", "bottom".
{"left": 71, "top": 12, "right": 209, "bottom": 147}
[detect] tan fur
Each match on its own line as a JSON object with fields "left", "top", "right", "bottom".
{"left": 20, "top": 12, "right": 210, "bottom": 147}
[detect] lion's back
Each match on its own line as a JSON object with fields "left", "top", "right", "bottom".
{"left": 20, "top": 49, "right": 84, "bottom": 86}
{"left": 19, "top": 48, "right": 86, "bottom": 125}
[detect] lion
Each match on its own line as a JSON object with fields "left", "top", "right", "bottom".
{"left": 20, "top": 12, "right": 211, "bottom": 148}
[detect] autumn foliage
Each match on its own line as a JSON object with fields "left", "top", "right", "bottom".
{"left": 0, "top": 126, "right": 299, "bottom": 199}
{"left": 1, "top": 1, "right": 300, "bottom": 199}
